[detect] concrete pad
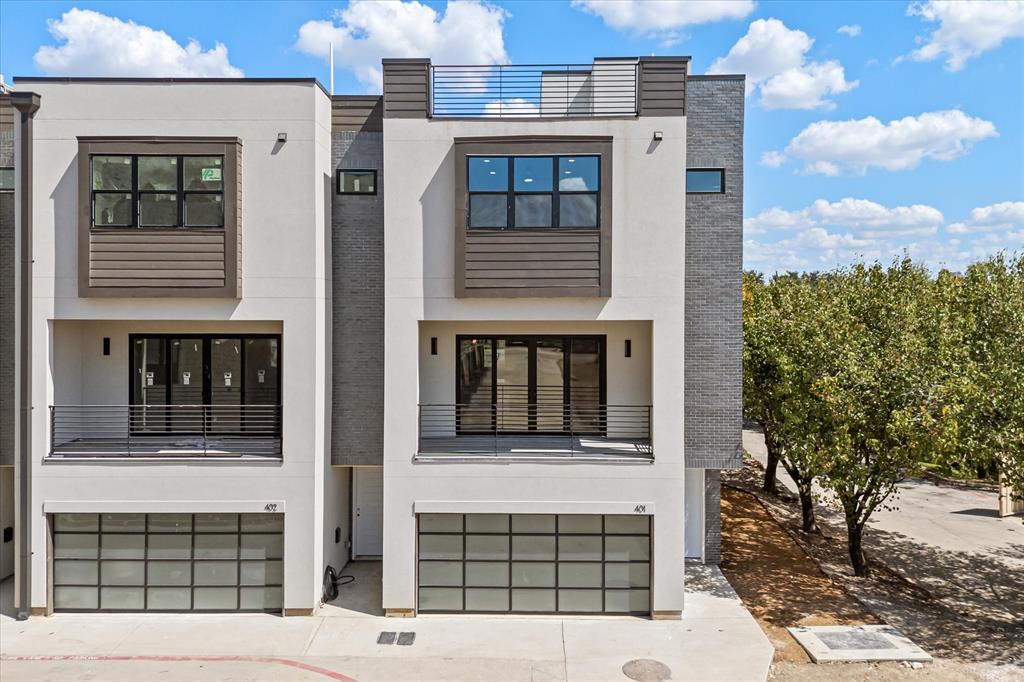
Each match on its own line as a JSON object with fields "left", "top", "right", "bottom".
{"left": 110, "top": 614, "right": 322, "bottom": 656}
{"left": 321, "top": 560, "right": 385, "bottom": 618}
{"left": 788, "top": 625, "right": 933, "bottom": 663}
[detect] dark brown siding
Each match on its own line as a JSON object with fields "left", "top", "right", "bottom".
{"left": 332, "top": 96, "right": 383, "bottom": 132}
{"left": 382, "top": 59, "right": 430, "bottom": 119}
{"left": 454, "top": 136, "right": 612, "bottom": 298}
{"left": 77, "top": 137, "right": 241, "bottom": 298}
{"left": 464, "top": 230, "right": 601, "bottom": 295}
{"left": 638, "top": 57, "right": 687, "bottom": 117}
{"left": 88, "top": 230, "right": 226, "bottom": 288}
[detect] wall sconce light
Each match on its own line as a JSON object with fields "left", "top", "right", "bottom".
{"left": 625, "top": 339, "right": 632, "bottom": 358}
{"left": 103, "top": 337, "right": 111, "bottom": 356}
{"left": 430, "top": 337, "right": 438, "bottom": 355}
{"left": 652, "top": 131, "right": 663, "bottom": 141}
{"left": 277, "top": 132, "right": 288, "bottom": 143}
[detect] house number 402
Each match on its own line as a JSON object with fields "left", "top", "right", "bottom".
{"left": 264, "top": 503, "right": 278, "bottom": 512}
{"left": 633, "top": 504, "right": 646, "bottom": 514}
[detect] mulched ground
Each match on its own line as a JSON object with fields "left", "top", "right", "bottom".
{"left": 720, "top": 460, "right": 1021, "bottom": 681}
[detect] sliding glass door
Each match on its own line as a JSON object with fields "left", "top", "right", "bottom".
{"left": 456, "top": 335, "right": 605, "bottom": 434}
{"left": 129, "top": 334, "right": 281, "bottom": 435}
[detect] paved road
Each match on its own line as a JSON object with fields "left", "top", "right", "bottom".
{"left": 743, "top": 426, "right": 1024, "bottom": 630}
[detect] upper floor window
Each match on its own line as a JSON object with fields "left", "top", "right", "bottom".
{"left": 686, "top": 169, "right": 725, "bottom": 194}
{"left": 337, "top": 169, "right": 377, "bottom": 195}
{"left": 468, "top": 155, "right": 600, "bottom": 229}
{"left": 0, "top": 167, "right": 13, "bottom": 192}
{"left": 91, "top": 154, "right": 225, "bottom": 228}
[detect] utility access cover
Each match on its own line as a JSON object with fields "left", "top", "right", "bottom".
{"left": 788, "top": 625, "right": 932, "bottom": 663}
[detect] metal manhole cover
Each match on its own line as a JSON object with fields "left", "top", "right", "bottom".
{"left": 622, "top": 659, "right": 671, "bottom": 682}
{"left": 788, "top": 625, "right": 932, "bottom": 663}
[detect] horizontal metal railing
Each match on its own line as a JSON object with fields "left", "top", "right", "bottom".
{"left": 431, "top": 63, "right": 639, "bottom": 118}
{"left": 418, "top": 403, "right": 652, "bottom": 459}
{"left": 49, "top": 405, "right": 282, "bottom": 458}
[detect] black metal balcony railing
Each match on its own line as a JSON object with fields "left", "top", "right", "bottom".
{"left": 431, "top": 63, "right": 639, "bottom": 118}
{"left": 49, "top": 405, "right": 282, "bottom": 458}
{"left": 417, "top": 403, "right": 652, "bottom": 460}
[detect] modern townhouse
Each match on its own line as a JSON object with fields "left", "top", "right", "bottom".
{"left": 1, "top": 55, "right": 743, "bottom": 620}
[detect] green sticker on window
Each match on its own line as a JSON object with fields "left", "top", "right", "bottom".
{"left": 201, "top": 168, "right": 222, "bottom": 182}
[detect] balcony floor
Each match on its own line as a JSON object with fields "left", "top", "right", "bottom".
{"left": 416, "top": 434, "right": 653, "bottom": 462}
{"left": 49, "top": 435, "right": 282, "bottom": 459}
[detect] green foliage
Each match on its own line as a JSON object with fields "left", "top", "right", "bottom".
{"left": 742, "top": 254, "right": 1024, "bottom": 576}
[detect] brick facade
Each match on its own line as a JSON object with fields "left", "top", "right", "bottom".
{"left": 331, "top": 130, "right": 385, "bottom": 465}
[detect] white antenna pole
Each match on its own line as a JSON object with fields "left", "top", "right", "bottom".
{"left": 329, "top": 42, "right": 335, "bottom": 96}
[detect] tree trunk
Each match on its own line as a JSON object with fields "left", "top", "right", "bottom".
{"left": 797, "top": 481, "right": 818, "bottom": 534}
{"left": 762, "top": 436, "right": 780, "bottom": 494}
{"left": 846, "top": 517, "right": 869, "bottom": 577}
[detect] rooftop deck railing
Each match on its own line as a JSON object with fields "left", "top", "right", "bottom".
{"left": 417, "top": 402, "right": 652, "bottom": 460}
{"left": 49, "top": 405, "right": 282, "bottom": 458}
{"left": 430, "top": 62, "right": 639, "bottom": 118}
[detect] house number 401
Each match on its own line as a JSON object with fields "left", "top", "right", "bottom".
{"left": 633, "top": 504, "right": 646, "bottom": 514}
{"left": 264, "top": 503, "right": 278, "bottom": 512}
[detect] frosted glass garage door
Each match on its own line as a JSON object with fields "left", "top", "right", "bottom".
{"left": 52, "top": 513, "right": 283, "bottom": 612}
{"left": 417, "top": 514, "right": 650, "bottom": 614}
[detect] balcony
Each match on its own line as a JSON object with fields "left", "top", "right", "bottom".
{"left": 49, "top": 405, "right": 282, "bottom": 459}
{"left": 430, "top": 61, "right": 640, "bottom": 118}
{"left": 417, "top": 403, "right": 652, "bottom": 462}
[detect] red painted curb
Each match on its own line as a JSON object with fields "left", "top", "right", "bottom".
{"left": 0, "top": 654, "right": 359, "bottom": 681}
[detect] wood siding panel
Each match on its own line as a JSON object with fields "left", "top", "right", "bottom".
{"left": 88, "top": 230, "right": 226, "bottom": 288}
{"left": 638, "top": 58, "right": 687, "bottom": 117}
{"left": 382, "top": 59, "right": 430, "bottom": 119}
{"left": 332, "top": 96, "right": 383, "bottom": 132}
{"left": 463, "top": 230, "right": 601, "bottom": 295}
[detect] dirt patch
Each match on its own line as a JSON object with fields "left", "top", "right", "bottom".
{"left": 722, "top": 458, "right": 1024, "bottom": 680}
{"left": 720, "top": 486, "right": 877, "bottom": 663}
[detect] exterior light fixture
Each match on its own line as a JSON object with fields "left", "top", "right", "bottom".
{"left": 277, "top": 132, "right": 288, "bottom": 143}
{"left": 652, "top": 131, "right": 663, "bottom": 141}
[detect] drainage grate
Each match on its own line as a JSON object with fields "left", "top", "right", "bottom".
{"left": 622, "top": 659, "right": 671, "bottom": 682}
{"left": 789, "top": 625, "right": 932, "bottom": 663}
{"left": 378, "top": 631, "right": 416, "bottom": 646}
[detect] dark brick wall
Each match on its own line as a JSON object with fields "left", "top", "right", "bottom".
{"left": 1, "top": 118, "right": 13, "bottom": 467}
{"left": 684, "top": 76, "right": 744, "bottom": 471}
{"left": 331, "top": 130, "right": 384, "bottom": 465}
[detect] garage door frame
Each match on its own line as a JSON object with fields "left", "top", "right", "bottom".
{"left": 50, "top": 512, "right": 284, "bottom": 613}
{"left": 417, "top": 513, "right": 652, "bottom": 615}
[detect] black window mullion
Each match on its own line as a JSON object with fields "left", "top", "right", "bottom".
{"left": 132, "top": 156, "right": 139, "bottom": 228}
{"left": 177, "top": 156, "right": 185, "bottom": 228}
{"left": 552, "top": 156, "right": 559, "bottom": 228}
{"left": 506, "top": 157, "right": 513, "bottom": 229}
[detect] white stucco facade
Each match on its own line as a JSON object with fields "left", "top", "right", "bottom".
{"left": 382, "top": 115, "right": 689, "bottom": 614}
{"left": 23, "top": 81, "right": 337, "bottom": 612}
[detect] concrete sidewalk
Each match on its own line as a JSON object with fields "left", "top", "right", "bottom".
{"left": 0, "top": 564, "right": 773, "bottom": 681}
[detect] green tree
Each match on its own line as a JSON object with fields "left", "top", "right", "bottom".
{"left": 813, "top": 260, "right": 941, "bottom": 576}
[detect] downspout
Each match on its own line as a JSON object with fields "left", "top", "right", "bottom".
{"left": 11, "top": 91, "right": 40, "bottom": 621}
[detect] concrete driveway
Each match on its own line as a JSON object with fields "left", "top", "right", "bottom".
{"left": 0, "top": 563, "right": 773, "bottom": 681}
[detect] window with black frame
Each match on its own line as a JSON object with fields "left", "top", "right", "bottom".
{"left": 468, "top": 155, "right": 600, "bottom": 229}
{"left": 91, "top": 155, "right": 225, "bottom": 228}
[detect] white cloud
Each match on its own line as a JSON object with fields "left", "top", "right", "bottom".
{"left": 745, "top": 198, "right": 945, "bottom": 238}
{"left": 759, "top": 150, "right": 787, "bottom": 168}
{"left": 707, "top": 18, "right": 858, "bottom": 110}
{"left": 33, "top": 8, "right": 242, "bottom": 77}
{"left": 571, "top": 0, "right": 754, "bottom": 45}
{"left": 948, "top": 201, "right": 1024, "bottom": 233}
{"left": 482, "top": 98, "right": 539, "bottom": 118}
{"left": 837, "top": 24, "right": 861, "bottom": 37}
{"left": 295, "top": 0, "right": 508, "bottom": 91}
{"left": 745, "top": 198, "right": 1024, "bottom": 274}
{"left": 767, "top": 109, "right": 997, "bottom": 175}
{"left": 905, "top": 0, "right": 1024, "bottom": 71}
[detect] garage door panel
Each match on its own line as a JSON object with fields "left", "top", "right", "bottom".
{"left": 417, "top": 513, "right": 651, "bottom": 615}
{"left": 52, "top": 513, "right": 283, "bottom": 613}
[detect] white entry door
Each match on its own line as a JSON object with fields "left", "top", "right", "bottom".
{"left": 353, "top": 467, "right": 384, "bottom": 557}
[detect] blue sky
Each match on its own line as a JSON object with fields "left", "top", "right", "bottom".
{"left": 1, "top": 0, "right": 1022, "bottom": 273}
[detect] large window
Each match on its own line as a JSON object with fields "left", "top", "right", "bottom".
{"left": 0, "top": 167, "right": 13, "bottom": 192}
{"left": 91, "top": 155, "right": 225, "bottom": 228}
{"left": 468, "top": 155, "right": 600, "bottom": 229}
{"left": 130, "top": 335, "right": 280, "bottom": 407}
